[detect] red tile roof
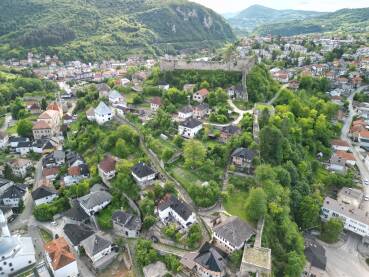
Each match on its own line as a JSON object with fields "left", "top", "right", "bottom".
{"left": 44, "top": 237, "right": 76, "bottom": 271}
{"left": 68, "top": 166, "right": 80, "bottom": 176}
{"left": 33, "top": 120, "right": 51, "bottom": 130}
{"left": 151, "top": 97, "right": 162, "bottom": 106}
{"left": 197, "top": 88, "right": 209, "bottom": 97}
{"left": 43, "top": 167, "right": 60, "bottom": 177}
{"left": 99, "top": 155, "right": 116, "bottom": 173}
{"left": 331, "top": 139, "right": 349, "bottom": 147}
{"left": 336, "top": 151, "right": 355, "bottom": 161}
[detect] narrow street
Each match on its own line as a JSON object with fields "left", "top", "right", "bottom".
{"left": 340, "top": 85, "right": 369, "bottom": 210}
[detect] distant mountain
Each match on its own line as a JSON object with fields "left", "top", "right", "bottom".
{"left": 0, "top": 0, "right": 235, "bottom": 61}
{"left": 227, "top": 4, "right": 325, "bottom": 33}
{"left": 255, "top": 7, "right": 369, "bottom": 36}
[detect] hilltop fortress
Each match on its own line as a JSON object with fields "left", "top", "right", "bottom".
{"left": 159, "top": 56, "right": 255, "bottom": 101}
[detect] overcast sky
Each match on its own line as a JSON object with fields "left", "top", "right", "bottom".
{"left": 191, "top": 0, "right": 369, "bottom": 13}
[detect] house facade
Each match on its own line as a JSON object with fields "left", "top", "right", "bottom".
{"left": 112, "top": 210, "right": 142, "bottom": 238}
{"left": 131, "top": 162, "right": 156, "bottom": 187}
{"left": 178, "top": 118, "right": 203, "bottom": 139}
{"left": 95, "top": 102, "right": 113, "bottom": 125}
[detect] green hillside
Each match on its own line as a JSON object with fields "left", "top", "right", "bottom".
{"left": 255, "top": 8, "right": 369, "bottom": 36}
{"left": 0, "top": 0, "right": 235, "bottom": 61}
{"left": 227, "top": 4, "right": 325, "bottom": 33}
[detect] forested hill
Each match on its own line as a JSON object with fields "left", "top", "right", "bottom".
{"left": 0, "top": 0, "right": 235, "bottom": 61}
{"left": 254, "top": 7, "right": 369, "bottom": 36}
{"left": 227, "top": 5, "right": 325, "bottom": 33}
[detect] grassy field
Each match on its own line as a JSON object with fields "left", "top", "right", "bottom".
{"left": 223, "top": 190, "right": 249, "bottom": 222}
{"left": 171, "top": 166, "right": 203, "bottom": 189}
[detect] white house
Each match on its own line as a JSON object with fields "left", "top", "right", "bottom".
{"left": 31, "top": 186, "right": 58, "bottom": 206}
{"left": 9, "top": 136, "right": 29, "bottom": 148}
{"left": 108, "top": 90, "right": 126, "bottom": 106}
{"left": 150, "top": 97, "right": 162, "bottom": 112}
{"left": 8, "top": 158, "right": 32, "bottom": 178}
{"left": 178, "top": 105, "right": 193, "bottom": 120}
{"left": 178, "top": 117, "right": 203, "bottom": 139}
{"left": 94, "top": 102, "right": 113, "bottom": 125}
{"left": 358, "top": 130, "right": 369, "bottom": 149}
{"left": 121, "top": 78, "right": 131, "bottom": 87}
{"left": 63, "top": 223, "right": 94, "bottom": 252}
{"left": 321, "top": 197, "right": 369, "bottom": 238}
{"left": 158, "top": 81, "right": 170, "bottom": 91}
{"left": 1, "top": 184, "right": 27, "bottom": 208}
{"left": 0, "top": 210, "right": 36, "bottom": 276}
{"left": 15, "top": 141, "right": 32, "bottom": 156}
{"left": 98, "top": 155, "right": 117, "bottom": 182}
{"left": 212, "top": 216, "right": 255, "bottom": 254}
{"left": 0, "top": 130, "right": 9, "bottom": 148}
{"left": 44, "top": 237, "right": 79, "bottom": 277}
{"left": 80, "top": 233, "right": 112, "bottom": 265}
{"left": 193, "top": 88, "right": 209, "bottom": 103}
{"left": 331, "top": 139, "right": 350, "bottom": 152}
{"left": 131, "top": 162, "right": 156, "bottom": 187}
{"left": 157, "top": 194, "right": 196, "bottom": 229}
{"left": 78, "top": 191, "right": 112, "bottom": 216}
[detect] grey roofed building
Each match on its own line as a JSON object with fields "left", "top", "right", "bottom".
{"left": 131, "top": 162, "right": 155, "bottom": 178}
{"left": 95, "top": 101, "right": 112, "bottom": 115}
{"left": 179, "top": 105, "right": 193, "bottom": 114}
{"left": 108, "top": 90, "right": 123, "bottom": 100}
{"left": 231, "top": 148, "right": 256, "bottom": 160}
{"left": 194, "top": 242, "right": 226, "bottom": 273}
{"left": 65, "top": 150, "right": 84, "bottom": 166}
{"left": 143, "top": 261, "right": 169, "bottom": 277}
{"left": 80, "top": 233, "right": 112, "bottom": 257}
{"left": 63, "top": 223, "right": 94, "bottom": 247}
{"left": 304, "top": 235, "right": 327, "bottom": 271}
{"left": 31, "top": 186, "right": 58, "bottom": 201}
{"left": 1, "top": 184, "right": 26, "bottom": 199}
{"left": 78, "top": 191, "right": 112, "bottom": 210}
{"left": 96, "top": 83, "right": 110, "bottom": 93}
{"left": 180, "top": 117, "right": 202, "bottom": 129}
{"left": 112, "top": 210, "right": 141, "bottom": 231}
{"left": 63, "top": 199, "right": 90, "bottom": 222}
{"left": 221, "top": 125, "right": 240, "bottom": 135}
{"left": 158, "top": 194, "right": 193, "bottom": 221}
{"left": 213, "top": 216, "right": 255, "bottom": 248}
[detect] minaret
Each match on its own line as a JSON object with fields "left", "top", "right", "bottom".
{"left": 0, "top": 209, "right": 10, "bottom": 237}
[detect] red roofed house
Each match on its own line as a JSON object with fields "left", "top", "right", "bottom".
{"left": 44, "top": 237, "right": 78, "bottom": 277}
{"left": 43, "top": 166, "right": 60, "bottom": 181}
{"left": 331, "top": 139, "right": 350, "bottom": 152}
{"left": 47, "top": 102, "right": 64, "bottom": 118}
{"left": 335, "top": 151, "right": 356, "bottom": 166}
{"left": 98, "top": 155, "right": 117, "bottom": 182}
{"left": 33, "top": 120, "right": 52, "bottom": 139}
{"left": 358, "top": 130, "right": 369, "bottom": 149}
{"left": 193, "top": 88, "right": 209, "bottom": 103}
{"left": 151, "top": 97, "right": 162, "bottom": 112}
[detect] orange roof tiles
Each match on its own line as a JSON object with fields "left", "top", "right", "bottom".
{"left": 44, "top": 237, "right": 76, "bottom": 271}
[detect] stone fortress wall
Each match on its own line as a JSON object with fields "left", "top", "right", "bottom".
{"left": 159, "top": 56, "right": 255, "bottom": 73}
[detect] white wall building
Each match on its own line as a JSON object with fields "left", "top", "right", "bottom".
{"left": 321, "top": 197, "right": 369, "bottom": 237}
{"left": 178, "top": 118, "right": 203, "bottom": 139}
{"left": 78, "top": 191, "right": 112, "bottom": 216}
{"left": 157, "top": 194, "right": 196, "bottom": 229}
{"left": 0, "top": 210, "right": 36, "bottom": 276}
{"left": 94, "top": 102, "right": 113, "bottom": 125}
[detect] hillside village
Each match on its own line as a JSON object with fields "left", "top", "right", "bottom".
{"left": 0, "top": 32, "right": 369, "bottom": 277}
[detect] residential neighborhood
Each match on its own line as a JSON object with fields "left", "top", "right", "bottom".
{"left": 0, "top": 5, "right": 368, "bottom": 277}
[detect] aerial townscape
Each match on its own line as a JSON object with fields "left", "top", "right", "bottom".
{"left": 0, "top": 0, "right": 369, "bottom": 277}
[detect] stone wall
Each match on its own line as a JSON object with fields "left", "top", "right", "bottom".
{"left": 160, "top": 57, "right": 255, "bottom": 73}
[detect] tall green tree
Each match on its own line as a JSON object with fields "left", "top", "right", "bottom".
{"left": 16, "top": 119, "right": 33, "bottom": 137}
{"left": 321, "top": 218, "right": 344, "bottom": 243}
{"left": 183, "top": 140, "right": 206, "bottom": 169}
{"left": 245, "top": 187, "right": 267, "bottom": 222}
{"left": 259, "top": 125, "right": 284, "bottom": 165}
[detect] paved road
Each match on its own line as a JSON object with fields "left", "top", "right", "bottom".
{"left": 0, "top": 114, "right": 12, "bottom": 132}
{"left": 205, "top": 99, "right": 253, "bottom": 128}
{"left": 340, "top": 85, "right": 369, "bottom": 211}
{"left": 322, "top": 234, "right": 369, "bottom": 277}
